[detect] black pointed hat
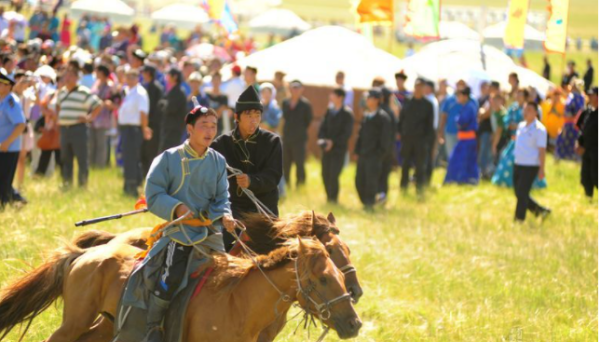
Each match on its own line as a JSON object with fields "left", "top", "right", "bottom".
{"left": 235, "top": 85, "right": 263, "bottom": 114}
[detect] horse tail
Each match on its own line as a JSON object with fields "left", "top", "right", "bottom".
{"left": 72, "top": 229, "right": 116, "bottom": 249}
{"left": 0, "top": 244, "right": 85, "bottom": 341}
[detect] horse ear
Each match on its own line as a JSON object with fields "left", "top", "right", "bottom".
{"left": 297, "top": 237, "right": 307, "bottom": 254}
{"left": 327, "top": 212, "right": 336, "bottom": 225}
{"left": 311, "top": 210, "right": 317, "bottom": 229}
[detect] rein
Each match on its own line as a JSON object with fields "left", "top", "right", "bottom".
{"left": 231, "top": 220, "right": 352, "bottom": 342}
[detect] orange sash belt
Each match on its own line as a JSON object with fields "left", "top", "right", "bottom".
{"left": 457, "top": 131, "right": 476, "bottom": 140}
{"left": 135, "top": 217, "right": 212, "bottom": 259}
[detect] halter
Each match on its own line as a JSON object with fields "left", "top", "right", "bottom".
{"left": 232, "top": 221, "right": 352, "bottom": 323}
{"left": 318, "top": 226, "right": 357, "bottom": 278}
{"left": 294, "top": 258, "right": 353, "bottom": 321}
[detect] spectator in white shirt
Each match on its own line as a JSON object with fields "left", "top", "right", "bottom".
{"left": 513, "top": 101, "right": 551, "bottom": 222}
{"left": 222, "top": 64, "right": 245, "bottom": 109}
{"left": 118, "top": 69, "right": 150, "bottom": 197}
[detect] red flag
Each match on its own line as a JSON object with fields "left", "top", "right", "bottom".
{"left": 134, "top": 196, "right": 147, "bottom": 210}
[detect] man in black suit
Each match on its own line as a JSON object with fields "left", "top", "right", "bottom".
{"left": 282, "top": 80, "right": 313, "bottom": 187}
{"left": 398, "top": 78, "right": 434, "bottom": 196}
{"left": 354, "top": 89, "right": 392, "bottom": 211}
{"left": 158, "top": 68, "right": 188, "bottom": 152}
{"left": 141, "top": 65, "right": 164, "bottom": 176}
{"left": 318, "top": 88, "right": 354, "bottom": 203}
{"left": 576, "top": 86, "right": 598, "bottom": 200}
{"left": 212, "top": 86, "right": 283, "bottom": 250}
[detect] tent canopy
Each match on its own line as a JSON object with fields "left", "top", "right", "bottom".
{"left": 483, "top": 21, "right": 546, "bottom": 41}
{"left": 404, "top": 39, "right": 553, "bottom": 98}
{"left": 439, "top": 21, "right": 480, "bottom": 41}
{"left": 150, "top": 4, "right": 210, "bottom": 30}
{"left": 223, "top": 25, "right": 409, "bottom": 90}
{"left": 248, "top": 8, "right": 311, "bottom": 35}
{"left": 70, "top": 0, "right": 134, "bottom": 23}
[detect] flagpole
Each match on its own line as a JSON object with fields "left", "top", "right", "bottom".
{"left": 560, "top": 0, "right": 571, "bottom": 84}
{"left": 388, "top": 0, "right": 395, "bottom": 54}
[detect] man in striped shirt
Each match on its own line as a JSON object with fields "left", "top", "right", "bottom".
{"left": 57, "top": 68, "right": 101, "bottom": 188}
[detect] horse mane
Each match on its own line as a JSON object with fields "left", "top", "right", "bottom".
{"left": 200, "top": 237, "right": 327, "bottom": 295}
{"left": 241, "top": 211, "right": 335, "bottom": 255}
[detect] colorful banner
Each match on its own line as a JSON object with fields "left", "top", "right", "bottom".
{"left": 404, "top": 0, "right": 440, "bottom": 40}
{"left": 356, "top": 0, "right": 393, "bottom": 24}
{"left": 504, "top": 0, "right": 529, "bottom": 49}
{"left": 220, "top": 1, "right": 238, "bottom": 34}
{"left": 202, "top": 0, "right": 238, "bottom": 33}
{"left": 544, "top": 0, "right": 570, "bottom": 53}
{"left": 204, "top": 0, "right": 225, "bottom": 19}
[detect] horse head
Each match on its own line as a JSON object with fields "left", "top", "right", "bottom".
{"left": 310, "top": 211, "right": 364, "bottom": 303}
{"left": 294, "top": 237, "right": 362, "bottom": 339}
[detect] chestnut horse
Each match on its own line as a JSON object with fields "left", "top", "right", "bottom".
{"left": 70, "top": 211, "right": 363, "bottom": 342}
{"left": 0, "top": 213, "right": 363, "bottom": 342}
{"left": 0, "top": 236, "right": 361, "bottom": 342}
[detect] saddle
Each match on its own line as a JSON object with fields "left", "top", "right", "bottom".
{"left": 112, "top": 267, "right": 212, "bottom": 342}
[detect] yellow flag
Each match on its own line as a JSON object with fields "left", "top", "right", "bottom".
{"left": 504, "top": 0, "right": 529, "bottom": 49}
{"left": 207, "top": 0, "right": 225, "bottom": 20}
{"left": 356, "top": 0, "right": 393, "bottom": 24}
{"left": 544, "top": 0, "right": 570, "bottom": 53}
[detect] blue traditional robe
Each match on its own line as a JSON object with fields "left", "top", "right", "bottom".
{"left": 444, "top": 101, "right": 479, "bottom": 184}
{"left": 121, "top": 141, "right": 231, "bottom": 309}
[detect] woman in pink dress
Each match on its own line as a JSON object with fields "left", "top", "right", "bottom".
{"left": 60, "top": 14, "right": 71, "bottom": 47}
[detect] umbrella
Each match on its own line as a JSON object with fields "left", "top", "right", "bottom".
{"left": 186, "top": 43, "right": 232, "bottom": 62}
{"left": 70, "top": 0, "right": 134, "bottom": 23}
{"left": 248, "top": 9, "right": 311, "bottom": 36}
{"left": 150, "top": 4, "right": 210, "bottom": 31}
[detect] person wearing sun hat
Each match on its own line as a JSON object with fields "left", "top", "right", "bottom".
{"left": 0, "top": 70, "right": 25, "bottom": 207}
{"left": 212, "top": 85, "right": 283, "bottom": 250}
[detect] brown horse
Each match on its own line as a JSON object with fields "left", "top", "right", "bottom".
{"left": 0, "top": 214, "right": 362, "bottom": 342}
{"left": 71, "top": 211, "right": 363, "bottom": 342}
{"left": 73, "top": 211, "right": 364, "bottom": 302}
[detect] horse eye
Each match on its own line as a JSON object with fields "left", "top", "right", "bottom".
{"left": 327, "top": 247, "right": 334, "bottom": 255}
{"left": 319, "top": 277, "right": 327, "bottom": 285}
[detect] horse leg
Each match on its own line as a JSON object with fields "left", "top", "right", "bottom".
{"left": 74, "top": 317, "right": 114, "bottom": 342}
{"left": 256, "top": 315, "right": 287, "bottom": 342}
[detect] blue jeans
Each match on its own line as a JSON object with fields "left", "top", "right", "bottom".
{"left": 478, "top": 132, "right": 494, "bottom": 177}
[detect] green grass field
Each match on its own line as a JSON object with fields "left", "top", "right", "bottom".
{"left": 0, "top": 158, "right": 597, "bottom": 341}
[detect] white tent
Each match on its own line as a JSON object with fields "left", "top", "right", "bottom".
{"left": 248, "top": 8, "right": 311, "bottom": 35}
{"left": 150, "top": 4, "right": 210, "bottom": 30}
{"left": 222, "top": 25, "right": 409, "bottom": 90}
{"left": 483, "top": 21, "right": 545, "bottom": 41}
{"left": 230, "top": 0, "right": 282, "bottom": 17}
{"left": 70, "top": 0, "right": 134, "bottom": 23}
{"left": 483, "top": 21, "right": 546, "bottom": 50}
{"left": 439, "top": 21, "right": 480, "bottom": 41}
{"left": 403, "top": 39, "right": 553, "bottom": 98}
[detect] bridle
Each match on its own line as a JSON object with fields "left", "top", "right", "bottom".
{"left": 317, "top": 226, "right": 357, "bottom": 278}
{"left": 232, "top": 221, "right": 352, "bottom": 323}
{"left": 294, "top": 258, "right": 353, "bottom": 321}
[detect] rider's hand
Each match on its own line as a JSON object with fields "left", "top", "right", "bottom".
{"left": 222, "top": 214, "right": 236, "bottom": 233}
{"left": 174, "top": 204, "right": 193, "bottom": 219}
